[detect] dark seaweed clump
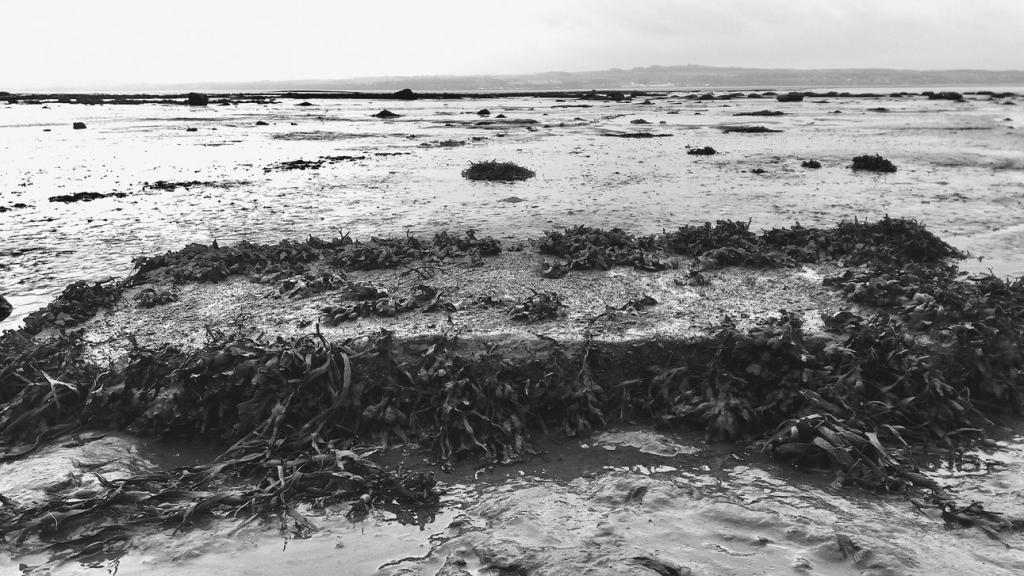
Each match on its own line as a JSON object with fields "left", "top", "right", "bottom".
{"left": 604, "top": 132, "right": 672, "bottom": 138}
{"left": 733, "top": 110, "right": 784, "bottom": 117}
{"left": 852, "top": 154, "right": 897, "bottom": 172}
{"left": 539, "top": 218, "right": 963, "bottom": 274}
{"left": 720, "top": 125, "right": 781, "bottom": 133}
{"left": 539, "top": 226, "right": 675, "bottom": 273}
{"left": 264, "top": 155, "right": 365, "bottom": 172}
{"left": 130, "top": 231, "right": 503, "bottom": 286}
{"left": 462, "top": 161, "right": 535, "bottom": 182}
{"left": 48, "top": 191, "right": 127, "bottom": 203}
{"left": 21, "top": 280, "right": 122, "bottom": 334}
{"left": 506, "top": 291, "right": 563, "bottom": 322}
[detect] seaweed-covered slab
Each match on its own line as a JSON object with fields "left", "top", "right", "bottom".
{"left": 82, "top": 249, "right": 847, "bottom": 350}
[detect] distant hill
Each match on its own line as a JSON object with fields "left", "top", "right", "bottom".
{"left": 21, "top": 65, "right": 1024, "bottom": 93}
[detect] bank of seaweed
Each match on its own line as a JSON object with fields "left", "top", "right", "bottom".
{"left": 3, "top": 218, "right": 1022, "bottom": 564}
{"left": 540, "top": 217, "right": 963, "bottom": 273}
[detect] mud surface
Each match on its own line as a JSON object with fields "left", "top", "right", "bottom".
{"left": 3, "top": 425, "right": 1022, "bottom": 575}
{"left": 3, "top": 89, "right": 1023, "bottom": 329}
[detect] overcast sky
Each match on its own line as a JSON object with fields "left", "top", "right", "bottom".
{"left": 2, "top": 0, "right": 1022, "bottom": 90}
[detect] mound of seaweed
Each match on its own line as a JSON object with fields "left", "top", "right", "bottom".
{"left": 852, "top": 154, "right": 897, "bottom": 172}
{"left": 720, "top": 125, "right": 781, "bottom": 133}
{"left": 21, "top": 280, "right": 122, "bottom": 334}
{"left": 542, "top": 218, "right": 961, "bottom": 274}
{"left": 130, "top": 231, "right": 503, "bottom": 285}
{"left": 461, "top": 161, "right": 535, "bottom": 182}
{"left": 538, "top": 226, "right": 675, "bottom": 273}
{"left": 733, "top": 110, "right": 785, "bottom": 117}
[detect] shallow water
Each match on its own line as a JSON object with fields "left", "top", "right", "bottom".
{"left": 3, "top": 426, "right": 1023, "bottom": 575}
{"left": 2, "top": 89, "right": 1023, "bottom": 329}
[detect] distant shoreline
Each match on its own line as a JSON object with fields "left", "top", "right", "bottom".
{"left": 3, "top": 86, "right": 1019, "bottom": 103}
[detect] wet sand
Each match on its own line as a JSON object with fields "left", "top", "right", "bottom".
{"left": 2, "top": 89, "right": 1023, "bottom": 330}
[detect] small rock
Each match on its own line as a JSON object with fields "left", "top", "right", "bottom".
{"left": 0, "top": 295, "right": 12, "bottom": 322}
{"left": 477, "top": 109, "right": 491, "bottom": 116}
{"left": 801, "top": 160, "right": 822, "bottom": 169}
{"left": 73, "top": 122, "right": 86, "bottom": 129}
{"left": 255, "top": 120, "right": 269, "bottom": 126}
{"left": 187, "top": 92, "right": 209, "bottom": 106}
{"left": 373, "top": 109, "right": 401, "bottom": 119}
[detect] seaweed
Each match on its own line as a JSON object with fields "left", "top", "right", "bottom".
{"left": 720, "top": 125, "right": 781, "bottom": 133}
{"left": 264, "top": 155, "right": 365, "bottom": 172}
{"left": 851, "top": 154, "right": 897, "bottom": 172}
{"left": 733, "top": 110, "right": 784, "bottom": 116}
{"left": 21, "top": 280, "right": 123, "bottom": 334}
{"left": 538, "top": 226, "right": 674, "bottom": 272}
{"left": 603, "top": 132, "right": 672, "bottom": 138}
{"left": 461, "top": 161, "right": 535, "bottom": 182}
{"left": 48, "top": 192, "right": 127, "bottom": 203}
{"left": 506, "top": 290, "right": 563, "bottom": 322}
{"left": 134, "top": 287, "right": 178, "bottom": 308}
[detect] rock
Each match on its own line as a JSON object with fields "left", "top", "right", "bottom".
{"left": 255, "top": 120, "right": 269, "bottom": 126}
{"left": 73, "top": 122, "right": 87, "bottom": 129}
{"left": 926, "top": 91, "right": 964, "bottom": 101}
{"left": 393, "top": 88, "right": 417, "bottom": 100}
{"left": 186, "top": 127, "right": 198, "bottom": 132}
{"left": 0, "top": 295, "right": 12, "bottom": 322}
{"left": 687, "top": 146, "right": 717, "bottom": 156}
{"left": 851, "top": 154, "right": 897, "bottom": 173}
{"left": 373, "top": 109, "right": 401, "bottom": 119}
{"left": 802, "top": 160, "right": 822, "bottom": 169}
{"left": 477, "top": 109, "right": 491, "bottom": 116}
{"left": 296, "top": 101, "right": 313, "bottom": 106}
{"left": 631, "top": 118, "right": 650, "bottom": 124}
{"left": 776, "top": 92, "right": 805, "bottom": 102}
{"left": 187, "top": 92, "right": 209, "bottom": 106}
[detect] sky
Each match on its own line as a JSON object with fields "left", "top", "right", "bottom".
{"left": 1, "top": 0, "right": 1022, "bottom": 90}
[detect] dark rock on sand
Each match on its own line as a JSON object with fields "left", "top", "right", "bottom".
{"left": 477, "top": 109, "right": 491, "bottom": 116}
{"left": 720, "top": 125, "right": 781, "bottom": 133}
{"left": 187, "top": 92, "right": 209, "bottom": 106}
{"left": 733, "top": 110, "right": 784, "bottom": 117}
{"left": 393, "top": 88, "right": 417, "bottom": 100}
{"left": 296, "top": 101, "right": 313, "bottom": 106}
{"left": 687, "top": 146, "right": 718, "bottom": 156}
{"left": 630, "top": 118, "right": 651, "bottom": 124}
{"left": 0, "top": 295, "right": 12, "bottom": 322}
{"left": 185, "top": 127, "right": 198, "bottom": 132}
{"left": 255, "top": 120, "right": 269, "bottom": 126}
{"left": 73, "top": 122, "right": 87, "bottom": 129}
{"left": 851, "top": 154, "right": 897, "bottom": 173}
{"left": 926, "top": 91, "right": 964, "bottom": 101}
{"left": 776, "top": 92, "right": 805, "bottom": 102}
{"left": 604, "top": 132, "right": 672, "bottom": 138}
{"left": 373, "top": 109, "right": 401, "bottom": 119}
{"left": 802, "top": 160, "right": 822, "bottom": 169}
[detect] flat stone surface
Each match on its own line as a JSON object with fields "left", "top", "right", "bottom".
{"left": 80, "top": 250, "right": 850, "bottom": 353}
